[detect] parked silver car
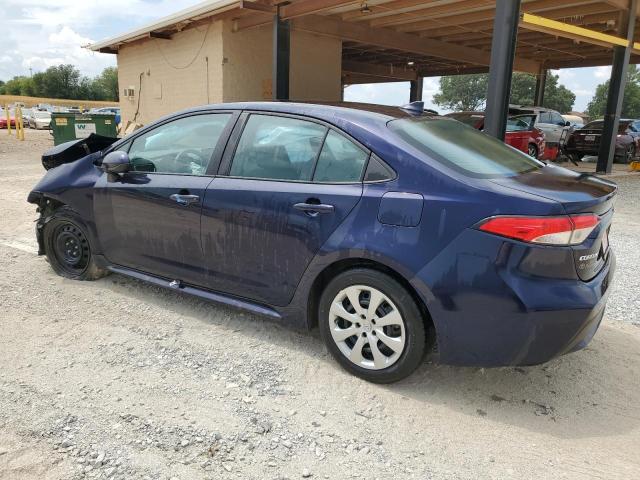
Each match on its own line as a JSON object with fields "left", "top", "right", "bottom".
{"left": 30, "top": 111, "right": 52, "bottom": 130}
{"left": 509, "top": 105, "right": 571, "bottom": 150}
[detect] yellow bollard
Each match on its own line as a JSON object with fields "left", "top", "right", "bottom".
{"left": 16, "top": 106, "right": 24, "bottom": 141}
{"left": 5, "top": 104, "right": 11, "bottom": 135}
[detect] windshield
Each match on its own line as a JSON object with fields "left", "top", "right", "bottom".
{"left": 388, "top": 117, "right": 544, "bottom": 178}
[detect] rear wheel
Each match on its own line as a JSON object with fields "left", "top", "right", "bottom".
{"left": 527, "top": 144, "right": 538, "bottom": 158}
{"left": 43, "top": 206, "right": 108, "bottom": 280}
{"left": 319, "top": 268, "right": 427, "bottom": 383}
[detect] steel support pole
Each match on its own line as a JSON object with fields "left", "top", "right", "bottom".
{"left": 534, "top": 69, "right": 547, "bottom": 107}
{"left": 273, "top": 8, "right": 290, "bottom": 101}
{"left": 484, "top": 0, "right": 521, "bottom": 140}
{"left": 597, "top": 2, "right": 637, "bottom": 173}
{"left": 409, "top": 77, "right": 423, "bottom": 102}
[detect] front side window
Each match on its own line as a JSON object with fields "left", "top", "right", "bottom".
{"left": 388, "top": 117, "right": 543, "bottom": 178}
{"left": 128, "top": 113, "right": 231, "bottom": 175}
{"left": 313, "top": 130, "right": 368, "bottom": 182}
{"left": 538, "top": 112, "right": 551, "bottom": 124}
{"left": 230, "top": 115, "right": 327, "bottom": 181}
{"left": 551, "top": 112, "right": 565, "bottom": 126}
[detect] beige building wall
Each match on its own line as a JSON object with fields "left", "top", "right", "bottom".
{"left": 117, "top": 19, "right": 342, "bottom": 126}
{"left": 221, "top": 21, "right": 342, "bottom": 103}
{"left": 117, "top": 21, "right": 224, "bottom": 126}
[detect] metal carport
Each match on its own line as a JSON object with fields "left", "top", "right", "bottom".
{"left": 90, "top": 0, "right": 640, "bottom": 174}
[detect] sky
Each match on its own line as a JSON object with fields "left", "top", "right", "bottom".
{"left": 1, "top": 0, "right": 613, "bottom": 113}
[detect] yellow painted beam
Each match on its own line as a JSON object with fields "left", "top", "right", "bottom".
{"left": 520, "top": 13, "right": 636, "bottom": 50}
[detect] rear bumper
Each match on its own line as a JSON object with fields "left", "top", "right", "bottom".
{"left": 417, "top": 229, "right": 616, "bottom": 367}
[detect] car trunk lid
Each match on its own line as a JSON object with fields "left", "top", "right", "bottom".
{"left": 490, "top": 164, "right": 617, "bottom": 281}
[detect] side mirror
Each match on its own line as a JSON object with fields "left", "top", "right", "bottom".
{"left": 102, "top": 151, "right": 130, "bottom": 174}
{"left": 565, "top": 121, "right": 571, "bottom": 127}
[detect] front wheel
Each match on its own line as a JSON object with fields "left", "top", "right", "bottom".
{"left": 319, "top": 268, "right": 428, "bottom": 383}
{"left": 43, "top": 206, "right": 108, "bottom": 280}
{"left": 527, "top": 144, "right": 538, "bottom": 158}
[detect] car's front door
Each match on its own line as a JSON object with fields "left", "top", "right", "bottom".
{"left": 94, "top": 112, "right": 235, "bottom": 285}
{"left": 201, "top": 113, "right": 367, "bottom": 306}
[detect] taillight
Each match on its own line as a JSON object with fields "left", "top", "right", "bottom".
{"left": 478, "top": 214, "right": 599, "bottom": 245}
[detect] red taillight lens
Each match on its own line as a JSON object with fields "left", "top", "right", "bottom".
{"left": 478, "top": 214, "right": 599, "bottom": 245}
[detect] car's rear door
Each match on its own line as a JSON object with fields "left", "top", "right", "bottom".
{"left": 93, "top": 111, "right": 237, "bottom": 285}
{"left": 201, "top": 112, "right": 366, "bottom": 306}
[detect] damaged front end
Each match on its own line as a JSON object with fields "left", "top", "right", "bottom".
{"left": 29, "top": 134, "right": 115, "bottom": 255}
{"left": 41, "top": 133, "right": 118, "bottom": 170}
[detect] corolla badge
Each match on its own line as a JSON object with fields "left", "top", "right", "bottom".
{"left": 579, "top": 253, "right": 598, "bottom": 262}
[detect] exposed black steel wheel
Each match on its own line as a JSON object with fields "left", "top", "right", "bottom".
{"left": 527, "top": 144, "right": 538, "bottom": 159}
{"left": 43, "top": 206, "right": 108, "bottom": 280}
{"left": 319, "top": 268, "right": 429, "bottom": 383}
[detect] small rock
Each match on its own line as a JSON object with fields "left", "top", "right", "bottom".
{"left": 302, "top": 468, "right": 312, "bottom": 478}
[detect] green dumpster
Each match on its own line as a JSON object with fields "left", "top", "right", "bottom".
{"left": 51, "top": 113, "right": 118, "bottom": 145}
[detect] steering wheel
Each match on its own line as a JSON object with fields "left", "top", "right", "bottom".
{"left": 172, "top": 149, "right": 207, "bottom": 173}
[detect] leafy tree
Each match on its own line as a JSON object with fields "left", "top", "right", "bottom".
{"left": 433, "top": 71, "right": 575, "bottom": 113}
{"left": 510, "top": 72, "right": 575, "bottom": 113}
{"left": 41, "top": 64, "right": 81, "bottom": 98}
{"left": 97, "top": 67, "right": 119, "bottom": 101}
{"left": 433, "top": 74, "right": 488, "bottom": 111}
{"left": 0, "top": 66, "right": 118, "bottom": 101}
{"left": 587, "top": 65, "right": 640, "bottom": 119}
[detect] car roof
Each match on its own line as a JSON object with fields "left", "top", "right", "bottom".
{"left": 182, "top": 101, "right": 435, "bottom": 127}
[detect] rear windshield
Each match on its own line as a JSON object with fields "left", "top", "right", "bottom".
{"left": 582, "top": 120, "right": 629, "bottom": 133}
{"left": 388, "top": 117, "right": 543, "bottom": 178}
{"left": 447, "top": 113, "right": 484, "bottom": 127}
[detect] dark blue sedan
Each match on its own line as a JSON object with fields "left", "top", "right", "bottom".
{"left": 28, "top": 102, "right": 617, "bottom": 383}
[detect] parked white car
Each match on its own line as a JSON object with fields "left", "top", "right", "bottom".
{"left": 30, "top": 111, "right": 52, "bottom": 130}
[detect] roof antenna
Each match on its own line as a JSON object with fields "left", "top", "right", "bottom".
{"left": 400, "top": 101, "right": 425, "bottom": 116}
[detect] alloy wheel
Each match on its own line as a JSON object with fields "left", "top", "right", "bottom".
{"left": 328, "top": 285, "right": 406, "bottom": 370}
{"left": 528, "top": 144, "right": 537, "bottom": 158}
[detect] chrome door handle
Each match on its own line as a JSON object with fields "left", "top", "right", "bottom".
{"left": 293, "top": 202, "right": 335, "bottom": 215}
{"left": 170, "top": 193, "right": 199, "bottom": 206}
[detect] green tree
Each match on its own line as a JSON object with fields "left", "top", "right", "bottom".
{"left": 433, "top": 71, "right": 575, "bottom": 113}
{"left": 433, "top": 74, "right": 488, "bottom": 111}
{"left": 1, "top": 76, "right": 35, "bottom": 96}
{"left": 40, "top": 64, "right": 81, "bottom": 98}
{"left": 510, "top": 72, "right": 575, "bottom": 113}
{"left": 0, "top": 80, "right": 5, "bottom": 95}
{"left": 97, "top": 67, "right": 119, "bottom": 101}
{"left": 587, "top": 65, "right": 640, "bottom": 119}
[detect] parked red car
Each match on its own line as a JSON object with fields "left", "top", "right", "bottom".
{"left": 446, "top": 112, "right": 546, "bottom": 159}
{"left": 0, "top": 112, "right": 17, "bottom": 129}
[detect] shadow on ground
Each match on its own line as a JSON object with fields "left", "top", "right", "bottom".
{"left": 99, "top": 272, "right": 640, "bottom": 442}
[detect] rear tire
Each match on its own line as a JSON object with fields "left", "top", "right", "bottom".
{"left": 43, "top": 206, "right": 108, "bottom": 281}
{"left": 318, "top": 268, "right": 427, "bottom": 383}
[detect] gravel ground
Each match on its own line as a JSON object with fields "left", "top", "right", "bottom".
{"left": 1, "top": 130, "right": 639, "bottom": 480}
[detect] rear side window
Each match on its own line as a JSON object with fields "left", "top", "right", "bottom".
{"left": 388, "top": 117, "right": 543, "bottom": 178}
{"left": 230, "top": 115, "right": 327, "bottom": 181}
{"left": 313, "top": 130, "right": 368, "bottom": 182}
{"left": 364, "top": 154, "right": 395, "bottom": 182}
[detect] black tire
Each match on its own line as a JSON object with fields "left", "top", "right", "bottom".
{"left": 527, "top": 144, "right": 538, "bottom": 159}
{"left": 318, "top": 268, "right": 427, "bottom": 383}
{"left": 43, "top": 206, "right": 108, "bottom": 280}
